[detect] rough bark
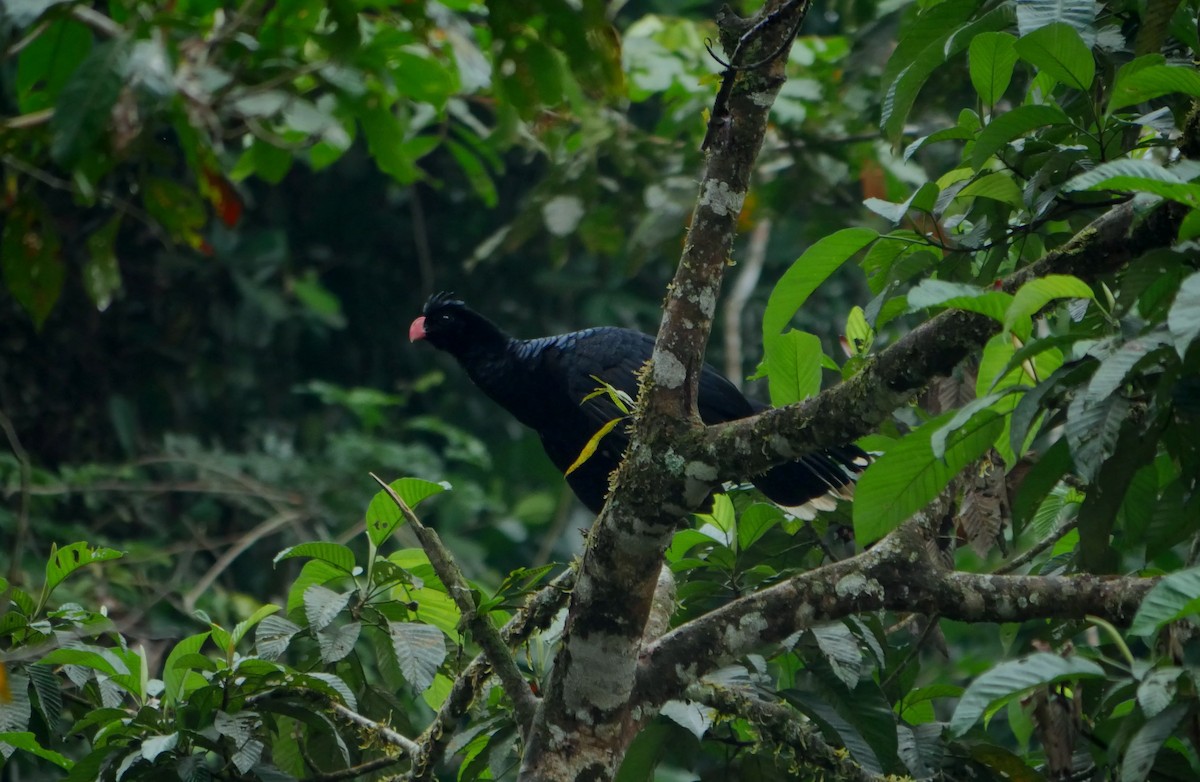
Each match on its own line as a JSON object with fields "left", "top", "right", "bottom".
{"left": 513, "top": 2, "right": 1186, "bottom": 780}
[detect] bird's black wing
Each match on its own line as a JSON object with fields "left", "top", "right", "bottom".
{"left": 515, "top": 327, "right": 652, "bottom": 512}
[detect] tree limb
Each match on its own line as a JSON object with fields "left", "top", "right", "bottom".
{"left": 633, "top": 522, "right": 1154, "bottom": 708}
{"left": 371, "top": 474, "right": 540, "bottom": 732}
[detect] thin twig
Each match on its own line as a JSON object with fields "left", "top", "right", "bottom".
{"left": 0, "top": 411, "right": 32, "bottom": 587}
{"left": 723, "top": 217, "right": 770, "bottom": 387}
{"left": 182, "top": 510, "right": 304, "bottom": 611}
{"left": 994, "top": 520, "right": 1079, "bottom": 575}
{"left": 370, "top": 473, "right": 540, "bottom": 733}
{"left": 331, "top": 700, "right": 420, "bottom": 755}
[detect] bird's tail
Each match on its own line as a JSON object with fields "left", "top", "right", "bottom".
{"left": 750, "top": 446, "right": 872, "bottom": 520}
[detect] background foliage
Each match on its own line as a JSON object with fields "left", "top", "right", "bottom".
{"left": 2, "top": 0, "right": 1200, "bottom": 779}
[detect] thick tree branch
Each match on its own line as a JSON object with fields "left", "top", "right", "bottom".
{"left": 519, "top": 4, "right": 810, "bottom": 780}
{"left": 696, "top": 198, "right": 1185, "bottom": 481}
{"left": 633, "top": 522, "right": 1155, "bottom": 708}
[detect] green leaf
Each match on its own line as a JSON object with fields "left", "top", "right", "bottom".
{"left": 366, "top": 477, "right": 449, "bottom": 547}
{"left": 255, "top": 615, "right": 302, "bottom": 660}
{"left": 930, "top": 391, "right": 1022, "bottom": 458}
{"left": 853, "top": 410, "right": 1005, "bottom": 545}
{"left": 845, "top": 306, "right": 873, "bottom": 356}
{"left": 958, "top": 172, "right": 1025, "bottom": 208}
{"left": 880, "top": 0, "right": 977, "bottom": 140}
{"left": 162, "top": 632, "right": 210, "bottom": 705}
{"left": 303, "top": 585, "right": 351, "bottom": 632}
{"left": 1129, "top": 565, "right": 1200, "bottom": 636}
{"left": 392, "top": 50, "right": 458, "bottom": 107}
{"left": 140, "top": 733, "right": 179, "bottom": 763}
{"left": 763, "top": 228, "right": 877, "bottom": 337}
{"left": 969, "top": 32, "right": 1018, "bottom": 106}
{"left": 1109, "top": 64, "right": 1200, "bottom": 111}
{"left": 1004, "top": 275, "right": 1094, "bottom": 337}
{"left": 230, "top": 604, "right": 281, "bottom": 649}
{"left": 44, "top": 542, "right": 123, "bottom": 598}
{"left": 908, "top": 280, "right": 1014, "bottom": 322}
{"left": 2, "top": 202, "right": 65, "bottom": 330}
{"left": 361, "top": 105, "right": 421, "bottom": 185}
{"left": 1013, "top": 22, "right": 1096, "bottom": 91}
{"left": 38, "top": 647, "right": 120, "bottom": 676}
{"left": 0, "top": 731, "right": 74, "bottom": 769}
{"left": 1066, "top": 390, "right": 1129, "bottom": 483}
{"left": 82, "top": 217, "right": 122, "bottom": 312}
{"left": 17, "top": 18, "right": 90, "bottom": 112}
{"left": 446, "top": 138, "right": 498, "bottom": 208}
{"left": 286, "top": 560, "right": 347, "bottom": 616}
{"left": 763, "top": 330, "right": 823, "bottom": 406}
{"left": 291, "top": 270, "right": 346, "bottom": 328}
{"left": 1167, "top": 271, "right": 1200, "bottom": 357}
{"left": 737, "top": 504, "right": 783, "bottom": 551}
{"left": 49, "top": 40, "right": 125, "bottom": 167}
{"left": 1121, "top": 704, "right": 1187, "bottom": 782}
{"left": 274, "top": 542, "right": 356, "bottom": 573}
{"left": 970, "top": 104, "right": 1071, "bottom": 169}
{"left": 387, "top": 621, "right": 447, "bottom": 692}
{"left": 950, "top": 653, "right": 1105, "bottom": 735}
{"left": 1064, "top": 159, "right": 1200, "bottom": 208}
{"left": 1084, "top": 333, "right": 1171, "bottom": 405}
{"left": 316, "top": 621, "right": 361, "bottom": 663}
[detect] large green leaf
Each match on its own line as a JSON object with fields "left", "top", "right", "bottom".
{"left": 763, "top": 228, "right": 878, "bottom": 337}
{"left": 1004, "top": 275, "right": 1095, "bottom": 338}
{"left": 1066, "top": 390, "right": 1129, "bottom": 483}
{"left": 1083, "top": 332, "right": 1171, "bottom": 405}
{"left": 881, "top": 0, "right": 1012, "bottom": 141}
{"left": 48, "top": 40, "right": 125, "bottom": 167}
{"left": 365, "top": 477, "right": 449, "bottom": 547}
{"left": 1109, "top": 64, "right": 1200, "bottom": 111}
{"left": 853, "top": 410, "right": 1004, "bottom": 545}
{"left": 970, "top": 104, "right": 1071, "bottom": 169}
{"left": 0, "top": 732, "right": 73, "bottom": 770}
{"left": 969, "top": 32, "right": 1018, "bottom": 106}
{"left": 387, "top": 621, "right": 447, "bottom": 692}
{"left": 360, "top": 105, "right": 421, "bottom": 184}
{"left": 1121, "top": 704, "right": 1187, "bottom": 782}
{"left": 1064, "top": 159, "right": 1200, "bottom": 208}
{"left": 908, "top": 280, "right": 1014, "bottom": 323}
{"left": 958, "top": 172, "right": 1025, "bottom": 208}
{"left": 1167, "top": 271, "right": 1200, "bottom": 357}
{"left": 950, "top": 653, "right": 1105, "bottom": 735}
{"left": 44, "top": 542, "right": 123, "bottom": 599}
{"left": 16, "top": 18, "right": 91, "bottom": 113}
{"left": 1013, "top": 22, "right": 1095, "bottom": 91}
{"left": 274, "top": 542, "right": 356, "bottom": 573}
{"left": 1129, "top": 565, "right": 1200, "bottom": 636}
{"left": 763, "top": 330, "right": 823, "bottom": 406}
{"left": 162, "top": 632, "right": 210, "bottom": 705}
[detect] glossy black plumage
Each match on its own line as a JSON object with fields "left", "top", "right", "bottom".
{"left": 410, "top": 293, "right": 866, "bottom": 514}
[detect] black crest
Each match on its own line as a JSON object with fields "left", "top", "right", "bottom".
{"left": 423, "top": 291, "right": 464, "bottom": 315}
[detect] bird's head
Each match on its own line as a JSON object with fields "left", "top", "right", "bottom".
{"left": 409, "top": 292, "right": 492, "bottom": 354}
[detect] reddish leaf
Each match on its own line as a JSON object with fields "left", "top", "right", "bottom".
{"left": 202, "top": 169, "right": 243, "bottom": 227}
